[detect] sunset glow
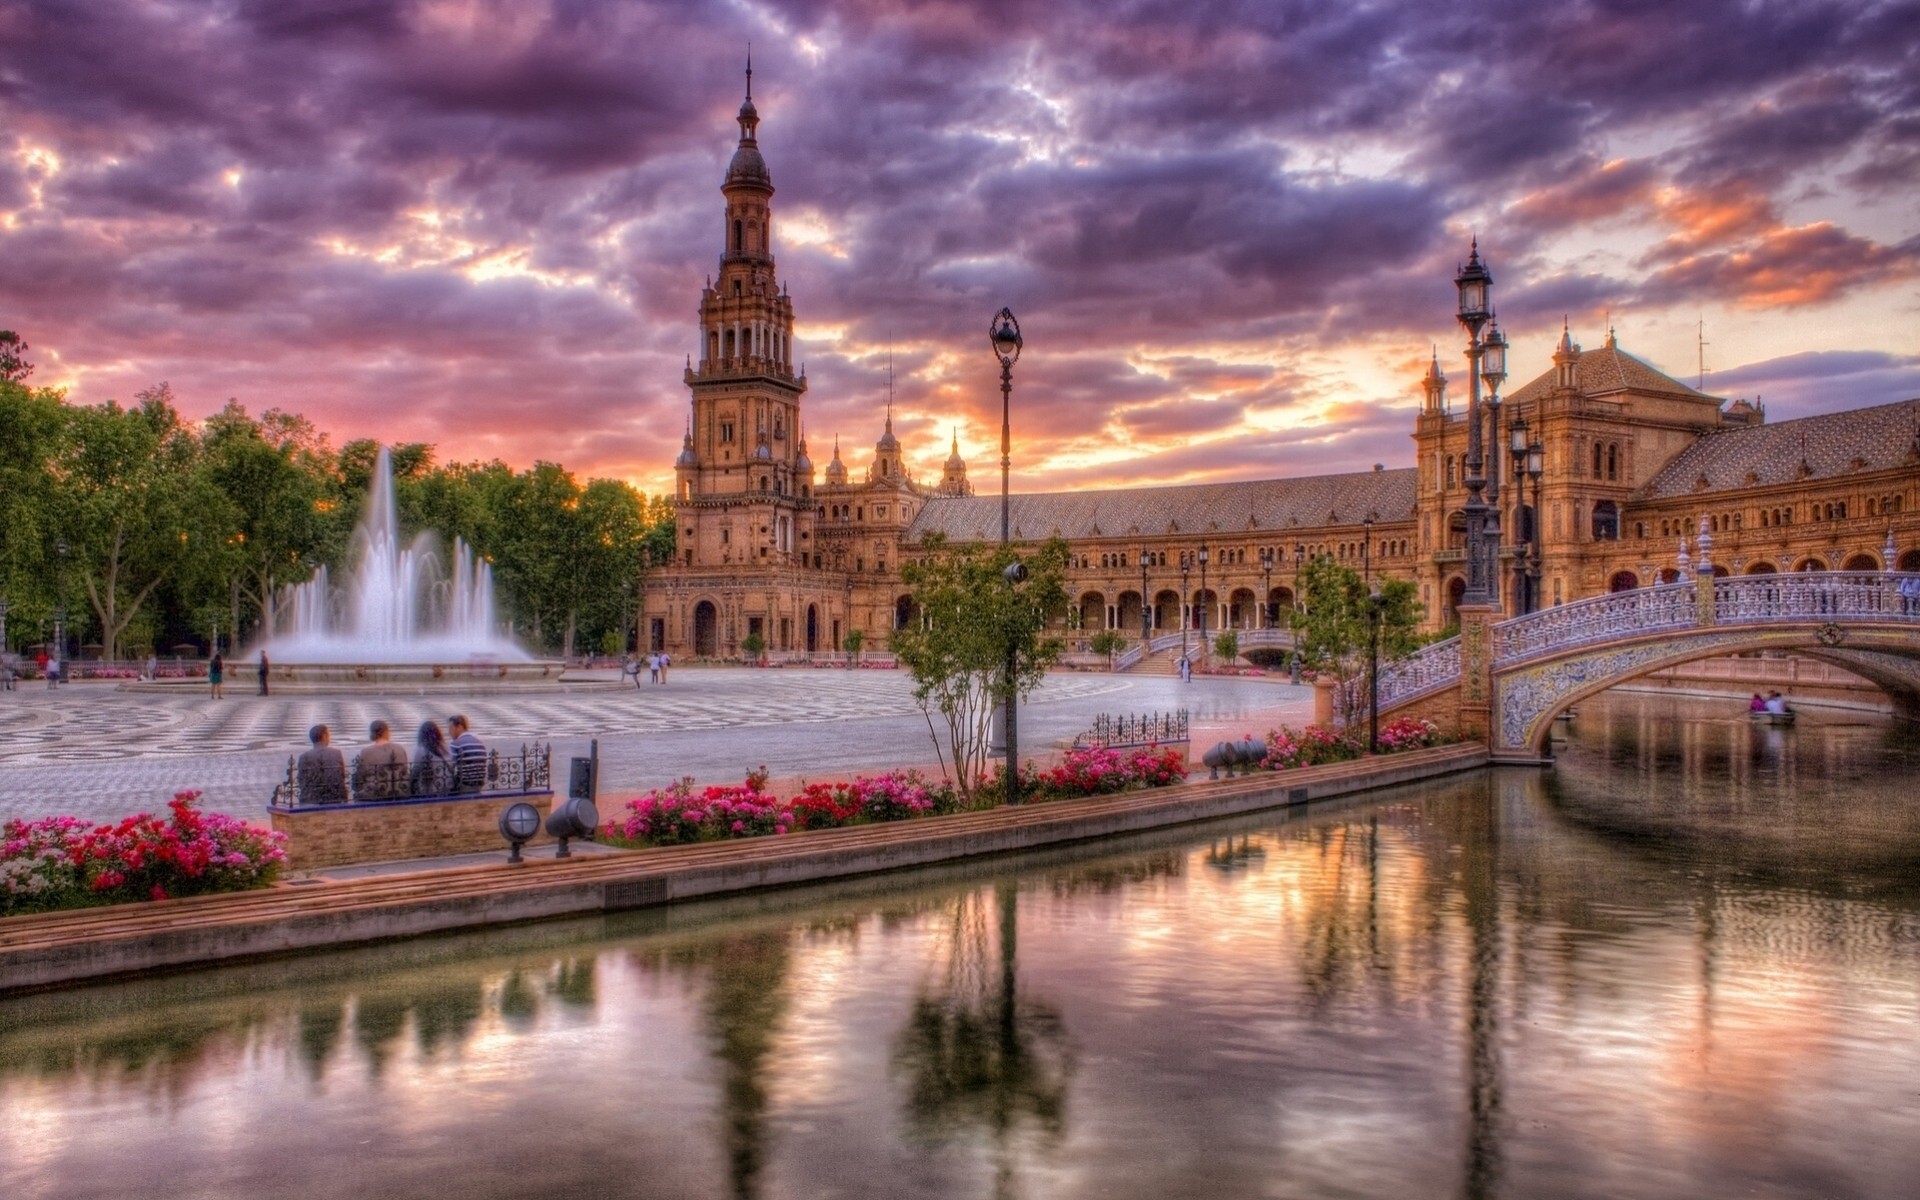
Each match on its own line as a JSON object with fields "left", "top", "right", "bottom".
{"left": 3, "top": 0, "right": 1915, "bottom": 495}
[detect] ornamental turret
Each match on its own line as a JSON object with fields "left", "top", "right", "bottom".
{"left": 939, "top": 430, "right": 972, "bottom": 496}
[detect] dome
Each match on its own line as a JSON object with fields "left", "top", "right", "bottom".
{"left": 726, "top": 143, "right": 770, "bottom": 187}
{"left": 826, "top": 439, "right": 847, "bottom": 483}
{"left": 945, "top": 431, "right": 966, "bottom": 470}
{"left": 876, "top": 411, "right": 899, "bottom": 453}
{"left": 675, "top": 432, "right": 696, "bottom": 468}
{"left": 755, "top": 441, "right": 773, "bottom": 461}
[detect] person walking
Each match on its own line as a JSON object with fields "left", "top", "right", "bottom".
{"left": 144, "top": 653, "right": 157, "bottom": 682}
{"left": 208, "top": 651, "right": 224, "bottom": 699}
{"left": 257, "top": 650, "right": 270, "bottom": 696}
{"left": 648, "top": 652, "right": 661, "bottom": 685}
{"left": 659, "top": 651, "right": 671, "bottom": 684}
{"left": 46, "top": 650, "right": 60, "bottom": 689}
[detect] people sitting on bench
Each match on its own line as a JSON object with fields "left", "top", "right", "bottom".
{"left": 296, "top": 725, "right": 348, "bottom": 805}
{"left": 352, "top": 720, "right": 410, "bottom": 799}
{"left": 449, "top": 714, "right": 489, "bottom": 793}
{"left": 410, "top": 720, "right": 457, "bottom": 796}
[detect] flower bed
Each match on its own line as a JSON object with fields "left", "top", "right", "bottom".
{"left": 2, "top": 792, "right": 288, "bottom": 917}
{"left": 1259, "top": 716, "right": 1448, "bottom": 770}
{"left": 603, "top": 747, "right": 1188, "bottom": 849}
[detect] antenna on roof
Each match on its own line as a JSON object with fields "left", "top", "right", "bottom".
{"left": 1697, "top": 316, "right": 1709, "bottom": 390}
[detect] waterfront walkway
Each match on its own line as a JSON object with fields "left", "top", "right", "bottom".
{"left": 0, "top": 743, "right": 1485, "bottom": 993}
{"left": 0, "top": 668, "right": 1309, "bottom": 825}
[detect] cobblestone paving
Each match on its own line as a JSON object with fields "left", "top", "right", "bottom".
{"left": 0, "top": 669, "right": 1309, "bottom": 824}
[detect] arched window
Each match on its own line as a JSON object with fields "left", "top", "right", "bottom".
{"left": 725, "top": 330, "right": 736, "bottom": 358}
{"left": 1592, "top": 500, "right": 1620, "bottom": 540}
{"left": 1607, "top": 443, "right": 1619, "bottom": 480}
{"left": 1445, "top": 456, "right": 1456, "bottom": 487}
{"left": 733, "top": 219, "right": 743, "bottom": 253}
{"left": 1591, "top": 442, "right": 1604, "bottom": 479}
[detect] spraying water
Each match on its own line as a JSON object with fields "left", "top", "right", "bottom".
{"left": 264, "top": 447, "right": 528, "bottom": 663}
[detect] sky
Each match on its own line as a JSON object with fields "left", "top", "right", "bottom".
{"left": 4, "top": 0, "right": 1918, "bottom": 497}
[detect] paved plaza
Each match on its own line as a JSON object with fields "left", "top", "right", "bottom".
{"left": 0, "top": 668, "right": 1309, "bottom": 825}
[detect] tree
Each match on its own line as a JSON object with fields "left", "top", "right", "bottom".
{"left": 842, "top": 627, "right": 864, "bottom": 665}
{"left": 1289, "top": 555, "right": 1422, "bottom": 724}
{"left": 739, "top": 631, "right": 765, "bottom": 662}
{"left": 0, "top": 379, "right": 68, "bottom": 646}
{"left": 52, "top": 386, "right": 222, "bottom": 659}
{"left": 891, "top": 536, "right": 1069, "bottom": 801}
{"left": 0, "top": 330, "right": 33, "bottom": 382}
{"left": 200, "top": 402, "right": 333, "bottom": 646}
{"left": 1088, "top": 628, "right": 1126, "bottom": 670}
{"left": 1212, "top": 629, "right": 1239, "bottom": 662}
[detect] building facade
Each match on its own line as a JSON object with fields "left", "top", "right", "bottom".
{"left": 644, "top": 84, "right": 1920, "bottom": 661}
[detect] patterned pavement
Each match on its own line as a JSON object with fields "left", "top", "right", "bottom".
{"left": 0, "top": 669, "right": 1309, "bottom": 825}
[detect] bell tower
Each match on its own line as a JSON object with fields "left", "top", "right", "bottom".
{"left": 674, "top": 62, "right": 812, "bottom": 569}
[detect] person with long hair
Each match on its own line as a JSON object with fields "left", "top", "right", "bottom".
{"left": 409, "top": 720, "right": 456, "bottom": 796}
{"left": 208, "top": 651, "right": 224, "bottom": 699}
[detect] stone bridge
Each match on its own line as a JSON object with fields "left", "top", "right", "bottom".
{"left": 1365, "top": 572, "right": 1920, "bottom": 760}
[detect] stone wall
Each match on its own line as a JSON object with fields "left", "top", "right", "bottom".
{"left": 269, "top": 792, "right": 555, "bottom": 871}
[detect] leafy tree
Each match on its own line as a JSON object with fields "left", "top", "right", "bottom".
{"left": 739, "top": 631, "right": 765, "bottom": 662}
{"left": 1212, "top": 630, "right": 1239, "bottom": 662}
{"left": 199, "top": 402, "right": 332, "bottom": 645}
{"left": 1289, "top": 555, "right": 1422, "bottom": 723}
{"left": 1088, "top": 628, "right": 1126, "bottom": 669}
{"left": 0, "top": 379, "right": 68, "bottom": 646}
{"left": 52, "top": 386, "right": 223, "bottom": 659}
{"left": 842, "top": 627, "right": 864, "bottom": 664}
{"left": 892, "top": 536, "right": 1069, "bottom": 801}
{"left": 0, "top": 330, "right": 33, "bottom": 382}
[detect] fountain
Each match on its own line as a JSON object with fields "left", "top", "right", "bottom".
{"left": 250, "top": 447, "right": 563, "bottom": 692}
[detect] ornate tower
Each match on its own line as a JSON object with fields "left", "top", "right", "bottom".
{"left": 939, "top": 430, "right": 973, "bottom": 496}
{"left": 674, "top": 63, "right": 812, "bottom": 568}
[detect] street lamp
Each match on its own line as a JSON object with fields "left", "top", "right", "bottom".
{"left": 1508, "top": 414, "right": 1530, "bottom": 612}
{"left": 1526, "top": 439, "right": 1545, "bottom": 611}
{"left": 1179, "top": 552, "right": 1191, "bottom": 665}
{"left": 53, "top": 538, "right": 69, "bottom": 681}
{"left": 1139, "top": 547, "right": 1151, "bottom": 645}
{"left": 990, "top": 307, "right": 1023, "bottom": 803}
{"left": 1367, "top": 586, "right": 1385, "bottom": 753}
{"left": 1260, "top": 547, "right": 1274, "bottom": 629}
{"left": 1290, "top": 543, "right": 1305, "bottom": 684}
{"left": 1197, "top": 544, "right": 1210, "bottom": 658}
{"left": 1454, "top": 240, "right": 1501, "bottom": 609}
{"left": 1362, "top": 516, "right": 1374, "bottom": 590}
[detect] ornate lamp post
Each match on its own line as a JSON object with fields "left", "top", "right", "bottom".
{"left": 1367, "top": 586, "right": 1385, "bottom": 753}
{"left": 1290, "top": 543, "right": 1305, "bottom": 684}
{"left": 1139, "top": 547, "right": 1151, "bottom": 644}
{"left": 1179, "top": 552, "right": 1192, "bottom": 664}
{"left": 1362, "top": 516, "right": 1374, "bottom": 590}
{"left": 990, "top": 308, "right": 1023, "bottom": 804}
{"left": 1260, "top": 547, "right": 1274, "bottom": 629}
{"left": 1197, "top": 544, "right": 1210, "bottom": 656}
{"left": 1527, "top": 439, "right": 1545, "bottom": 608}
{"left": 1454, "top": 242, "right": 1500, "bottom": 609}
{"left": 53, "top": 538, "right": 69, "bottom": 679}
{"left": 1508, "top": 415, "right": 1530, "bottom": 612}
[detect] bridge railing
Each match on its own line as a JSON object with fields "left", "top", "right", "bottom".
{"left": 1348, "top": 635, "right": 1463, "bottom": 713}
{"left": 1713, "top": 571, "right": 1918, "bottom": 625}
{"left": 1493, "top": 583, "right": 1700, "bottom": 663}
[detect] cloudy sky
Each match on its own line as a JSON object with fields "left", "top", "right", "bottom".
{"left": 4, "top": 0, "right": 1918, "bottom": 495}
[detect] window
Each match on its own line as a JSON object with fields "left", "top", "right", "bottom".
{"left": 1591, "top": 500, "right": 1620, "bottom": 540}
{"left": 1591, "top": 442, "right": 1603, "bottom": 480}
{"left": 1445, "top": 456, "right": 1456, "bottom": 487}
{"left": 720, "top": 420, "right": 734, "bottom": 443}
{"left": 1607, "top": 443, "right": 1619, "bottom": 481}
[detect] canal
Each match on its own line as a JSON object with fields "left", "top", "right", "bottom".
{"left": 2, "top": 691, "right": 1916, "bottom": 1199}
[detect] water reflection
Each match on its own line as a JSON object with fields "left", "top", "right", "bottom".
{"left": 2, "top": 693, "right": 1918, "bottom": 1199}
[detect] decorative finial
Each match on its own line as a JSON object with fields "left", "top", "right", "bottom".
{"left": 745, "top": 46, "right": 753, "bottom": 102}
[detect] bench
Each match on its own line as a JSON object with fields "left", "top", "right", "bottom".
{"left": 267, "top": 743, "right": 555, "bottom": 871}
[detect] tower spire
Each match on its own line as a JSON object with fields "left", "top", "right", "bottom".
{"left": 745, "top": 45, "right": 752, "bottom": 103}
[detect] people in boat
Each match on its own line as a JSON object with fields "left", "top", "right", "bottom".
{"left": 1764, "top": 691, "right": 1792, "bottom": 715}
{"left": 1749, "top": 693, "right": 1767, "bottom": 713}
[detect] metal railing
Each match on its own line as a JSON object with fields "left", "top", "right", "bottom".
{"left": 1350, "top": 636, "right": 1462, "bottom": 713}
{"left": 1073, "top": 710, "right": 1190, "bottom": 748}
{"left": 271, "top": 742, "right": 552, "bottom": 807}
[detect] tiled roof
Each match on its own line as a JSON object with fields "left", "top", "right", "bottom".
{"left": 1638, "top": 398, "right": 1920, "bottom": 500}
{"left": 1506, "top": 338, "right": 1717, "bottom": 406}
{"left": 904, "top": 469, "right": 1417, "bottom": 544}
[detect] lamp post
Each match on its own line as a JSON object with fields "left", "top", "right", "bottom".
{"left": 1527, "top": 439, "right": 1545, "bottom": 609}
{"left": 990, "top": 307, "right": 1023, "bottom": 804}
{"left": 1362, "top": 516, "right": 1374, "bottom": 590}
{"left": 1197, "top": 544, "right": 1210, "bottom": 658}
{"left": 1367, "top": 586, "right": 1384, "bottom": 753}
{"left": 1508, "top": 415, "right": 1530, "bottom": 612}
{"left": 1179, "top": 552, "right": 1191, "bottom": 665}
{"left": 1482, "top": 321, "right": 1509, "bottom": 607}
{"left": 1290, "top": 543, "right": 1305, "bottom": 684}
{"left": 1454, "top": 241, "right": 1500, "bottom": 609}
{"left": 1139, "top": 548, "right": 1151, "bottom": 645}
{"left": 53, "top": 538, "right": 69, "bottom": 681}
{"left": 1260, "top": 547, "right": 1274, "bottom": 629}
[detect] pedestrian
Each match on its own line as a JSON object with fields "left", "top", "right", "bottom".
{"left": 1178, "top": 655, "right": 1192, "bottom": 683}
{"left": 257, "top": 650, "right": 270, "bottom": 696}
{"left": 208, "top": 651, "right": 224, "bottom": 699}
{"left": 660, "top": 651, "right": 670, "bottom": 683}
{"left": 295, "top": 724, "right": 348, "bottom": 805}
{"left": 1, "top": 654, "right": 14, "bottom": 691}
{"left": 410, "top": 721, "right": 456, "bottom": 796}
{"left": 144, "top": 653, "right": 157, "bottom": 682}
{"left": 352, "top": 719, "right": 410, "bottom": 800}
{"left": 648, "top": 652, "right": 661, "bottom": 684}
{"left": 46, "top": 650, "right": 60, "bottom": 689}
{"left": 448, "top": 713, "right": 488, "bottom": 792}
